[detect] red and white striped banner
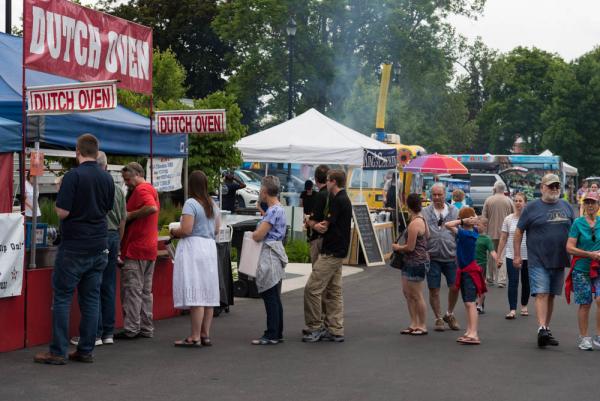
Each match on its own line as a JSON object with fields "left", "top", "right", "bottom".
{"left": 27, "top": 80, "right": 118, "bottom": 115}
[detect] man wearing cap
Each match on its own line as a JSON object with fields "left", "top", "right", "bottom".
{"left": 514, "top": 174, "right": 574, "bottom": 348}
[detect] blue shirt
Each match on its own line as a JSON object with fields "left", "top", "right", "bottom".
{"left": 568, "top": 216, "right": 600, "bottom": 273}
{"left": 456, "top": 227, "right": 478, "bottom": 268}
{"left": 181, "top": 198, "right": 219, "bottom": 239}
{"left": 517, "top": 199, "right": 574, "bottom": 269}
{"left": 261, "top": 204, "right": 287, "bottom": 242}
{"left": 56, "top": 161, "right": 114, "bottom": 253}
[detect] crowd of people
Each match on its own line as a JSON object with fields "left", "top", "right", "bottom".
{"left": 31, "top": 135, "right": 600, "bottom": 364}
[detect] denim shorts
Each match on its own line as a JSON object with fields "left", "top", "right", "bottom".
{"left": 460, "top": 272, "right": 477, "bottom": 303}
{"left": 426, "top": 260, "right": 457, "bottom": 289}
{"left": 571, "top": 270, "right": 600, "bottom": 305}
{"left": 402, "top": 262, "right": 430, "bottom": 282}
{"left": 528, "top": 266, "right": 565, "bottom": 296}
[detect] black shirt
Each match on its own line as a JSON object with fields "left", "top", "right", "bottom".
{"left": 300, "top": 190, "right": 317, "bottom": 215}
{"left": 56, "top": 161, "right": 115, "bottom": 253}
{"left": 308, "top": 186, "right": 331, "bottom": 241}
{"left": 221, "top": 182, "right": 241, "bottom": 212}
{"left": 322, "top": 189, "right": 353, "bottom": 258}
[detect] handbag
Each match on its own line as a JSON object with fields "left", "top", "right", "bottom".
{"left": 238, "top": 231, "right": 262, "bottom": 278}
{"left": 389, "top": 229, "right": 407, "bottom": 270}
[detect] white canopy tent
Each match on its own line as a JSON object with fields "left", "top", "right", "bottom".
{"left": 235, "top": 108, "right": 395, "bottom": 166}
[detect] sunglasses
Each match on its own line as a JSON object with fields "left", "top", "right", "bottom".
{"left": 438, "top": 216, "right": 444, "bottom": 227}
{"left": 546, "top": 183, "right": 560, "bottom": 190}
{"left": 584, "top": 199, "right": 598, "bottom": 205}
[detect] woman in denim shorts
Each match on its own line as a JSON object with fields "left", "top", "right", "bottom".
{"left": 566, "top": 191, "right": 600, "bottom": 351}
{"left": 393, "top": 194, "right": 430, "bottom": 336}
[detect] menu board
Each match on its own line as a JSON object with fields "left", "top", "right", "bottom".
{"left": 352, "top": 204, "right": 385, "bottom": 266}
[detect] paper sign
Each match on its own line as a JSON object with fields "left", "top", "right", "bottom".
{"left": 146, "top": 158, "right": 183, "bottom": 192}
{"left": 0, "top": 214, "right": 25, "bottom": 298}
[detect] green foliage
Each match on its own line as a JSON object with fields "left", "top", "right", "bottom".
{"left": 189, "top": 91, "right": 246, "bottom": 191}
{"left": 107, "top": 0, "right": 230, "bottom": 99}
{"left": 38, "top": 198, "right": 59, "bottom": 227}
{"left": 285, "top": 239, "right": 311, "bottom": 263}
{"left": 158, "top": 197, "right": 182, "bottom": 230}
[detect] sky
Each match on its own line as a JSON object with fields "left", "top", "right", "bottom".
{"left": 2, "top": 0, "right": 600, "bottom": 61}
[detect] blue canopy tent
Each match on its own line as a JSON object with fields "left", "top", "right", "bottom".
{"left": 0, "top": 116, "right": 21, "bottom": 153}
{"left": 0, "top": 32, "right": 186, "bottom": 157}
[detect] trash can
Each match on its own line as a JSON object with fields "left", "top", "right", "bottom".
{"left": 215, "top": 241, "right": 234, "bottom": 316}
{"left": 231, "top": 219, "right": 262, "bottom": 298}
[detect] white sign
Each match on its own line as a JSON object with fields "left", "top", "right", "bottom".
{"left": 27, "top": 80, "right": 118, "bottom": 115}
{"left": 146, "top": 158, "right": 183, "bottom": 192}
{"left": 155, "top": 109, "right": 226, "bottom": 135}
{"left": 0, "top": 214, "right": 25, "bottom": 298}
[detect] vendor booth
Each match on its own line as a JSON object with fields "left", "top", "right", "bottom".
{"left": 0, "top": 19, "right": 187, "bottom": 351}
{"left": 236, "top": 108, "right": 397, "bottom": 268}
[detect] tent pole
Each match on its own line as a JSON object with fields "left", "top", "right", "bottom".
{"left": 149, "top": 94, "right": 154, "bottom": 185}
{"left": 29, "top": 142, "right": 39, "bottom": 268}
{"left": 360, "top": 168, "right": 363, "bottom": 202}
{"left": 184, "top": 136, "right": 189, "bottom": 201}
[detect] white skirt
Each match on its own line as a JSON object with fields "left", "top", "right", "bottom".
{"left": 173, "top": 236, "right": 220, "bottom": 308}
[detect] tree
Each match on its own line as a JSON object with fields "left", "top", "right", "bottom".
{"left": 213, "top": 0, "right": 486, "bottom": 132}
{"left": 542, "top": 48, "right": 600, "bottom": 177}
{"left": 477, "top": 47, "right": 568, "bottom": 154}
{"left": 104, "top": 0, "right": 231, "bottom": 99}
{"left": 189, "top": 92, "right": 246, "bottom": 191}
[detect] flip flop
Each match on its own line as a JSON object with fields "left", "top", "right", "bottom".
{"left": 505, "top": 312, "right": 517, "bottom": 320}
{"left": 456, "top": 335, "right": 468, "bottom": 342}
{"left": 520, "top": 310, "right": 529, "bottom": 316}
{"left": 458, "top": 336, "right": 481, "bottom": 345}
{"left": 174, "top": 338, "right": 201, "bottom": 347}
{"left": 401, "top": 328, "right": 416, "bottom": 335}
{"left": 409, "top": 329, "right": 428, "bottom": 336}
{"left": 200, "top": 337, "right": 212, "bottom": 346}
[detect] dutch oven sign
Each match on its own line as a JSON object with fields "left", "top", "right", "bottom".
{"left": 352, "top": 203, "right": 385, "bottom": 266}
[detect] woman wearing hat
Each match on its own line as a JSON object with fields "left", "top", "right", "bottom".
{"left": 566, "top": 190, "right": 600, "bottom": 350}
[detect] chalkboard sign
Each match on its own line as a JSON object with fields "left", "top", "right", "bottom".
{"left": 352, "top": 203, "right": 385, "bottom": 266}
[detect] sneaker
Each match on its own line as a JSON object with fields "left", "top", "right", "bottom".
{"left": 476, "top": 304, "right": 485, "bottom": 315}
{"left": 68, "top": 351, "right": 94, "bottom": 363}
{"left": 302, "top": 328, "right": 324, "bottom": 343}
{"left": 546, "top": 329, "right": 559, "bottom": 346}
{"left": 443, "top": 313, "right": 460, "bottom": 331}
{"left": 593, "top": 335, "right": 600, "bottom": 349}
{"left": 114, "top": 330, "right": 139, "bottom": 340}
{"left": 70, "top": 337, "right": 103, "bottom": 346}
{"left": 497, "top": 283, "right": 506, "bottom": 288}
{"left": 537, "top": 328, "right": 550, "bottom": 348}
{"left": 321, "top": 330, "right": 345, "bottom": 343}
{"left": 434, "top": 318, "right": 445, "bottom": 332}
{"left": 33, "top": 352, "right": 66, "bottom": 365}
{"left": 251, "top": 337, "right": 278, "bottom": 345}
{"left": 102, "top": 336, "right": 114, "bottom": 345}
{"left": 578, "top": 336, "right": 593, "bottom": 351}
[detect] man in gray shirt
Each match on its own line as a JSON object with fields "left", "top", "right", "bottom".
{"left": 514, "top": 174, "right": 574, "bottom": 348}
{"left": 422, "top": 183, "right": 461, "bottom": 332}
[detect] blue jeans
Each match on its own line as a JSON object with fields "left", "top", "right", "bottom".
{"left": 50, "top": 247, "right": 108, "bottom": 357}
{"left": 528, "top": 266, "right": 565, "bottom": 296}
{"left": 260, "top": 281, "right": 283, "bottom": 340}
{"left": 506, "top": 258, "right": 530, "bottom": 310}
{"left": 97, "top": 231, "right": 120, "bottom": 338}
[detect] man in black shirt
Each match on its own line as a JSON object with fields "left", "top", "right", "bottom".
{"left": 221, "top": 170, "right": 246, "bottom": 213}
{"left": 305, "top": 165, "right": 330, "bottom": 265}
{"left": 35, "top": 134, "right": 114, "bottom": 365}
{"left": 303, "top": 169, "right": 352, "bottom": 343}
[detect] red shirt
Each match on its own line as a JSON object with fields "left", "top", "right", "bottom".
{"left": 122, "top": 182, "right": 159, "bottom": 260}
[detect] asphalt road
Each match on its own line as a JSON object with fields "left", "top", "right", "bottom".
{"left": 1, "top": 265, "right": 598, "bottom": 401}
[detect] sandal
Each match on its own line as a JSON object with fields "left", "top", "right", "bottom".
{"left": 174, "top": 337, "right": 201, "bottom": 347}
{"left": 505, "top": 311, "right": 516, "bottom": 320}
{"left": 520, "top": 309, "right": 529, "bottom": 316}
{"left": 457, "top": 336, "right": 481, "bottom": 345}
{"left": 409, "top": 329, "right": 428, "bottom": 336}
{"left": 200, "top": 337, "right": 212, "bottom": 346}
{"left": 401, "top": 328, "right": 416, "bottom": 335}
{"left": 456, "top": 335, "right": 468, "bottom": 342}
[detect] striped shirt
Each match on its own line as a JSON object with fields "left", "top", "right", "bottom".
{"left": 502, "top": 214, "right": 527, "bottom": 260}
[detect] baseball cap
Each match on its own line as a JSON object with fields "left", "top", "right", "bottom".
{"left": 584, "top": 191, "right": 599, "bottom": 202}
{"left": 541, "top": 174, "right": 560, "bottom": 186}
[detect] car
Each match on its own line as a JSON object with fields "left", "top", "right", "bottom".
{"left": 232, "top": 169, "right": 261, "bottom": 208}
{"left": 467, "top": 173, "right": 510, "bottom": 212}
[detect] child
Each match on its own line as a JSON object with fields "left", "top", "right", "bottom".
{"left": 445, "top": 207, "right": 487, "bottom": 345}
{"left": 474, "top": 217, "right": 498, "bottom": 314}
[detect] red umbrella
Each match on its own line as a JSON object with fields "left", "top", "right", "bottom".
{"left": 403, "top": 153, "right": 468, "bottom": 174}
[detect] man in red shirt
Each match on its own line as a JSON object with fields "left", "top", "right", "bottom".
{"left": 115, "top": 162, "right": 160, "bottom": 339}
